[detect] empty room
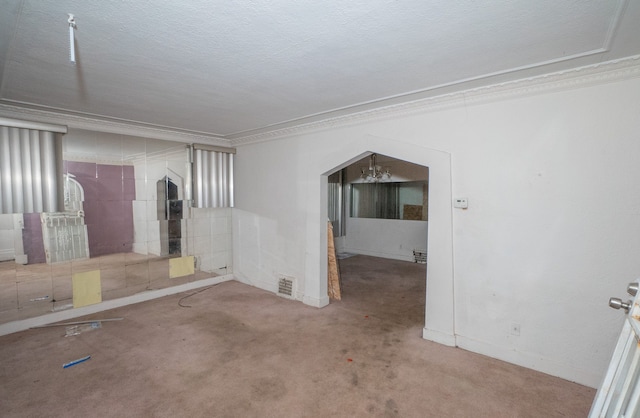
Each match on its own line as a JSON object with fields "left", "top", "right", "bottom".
{"left": 1, "top": 1, "right": 640, "bottom": 417}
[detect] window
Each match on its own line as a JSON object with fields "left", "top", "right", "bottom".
{"left": 192, "top": 145, "right": 235, "bottom": 208}
{"left": 0, "top": 125, "right": 63, "bottom": 214}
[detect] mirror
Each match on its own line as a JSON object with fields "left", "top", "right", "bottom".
{"left": 0, "top": 130, "right": 233, "bottom": 324}
{"left": 350, "top": 181, "right": 428, "bottom": 220}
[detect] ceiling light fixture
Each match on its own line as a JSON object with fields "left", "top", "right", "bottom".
{"left": 67, "top": 13, "right": 77, "bottom": 64}
{"left": 360, "top": 153, "right": 391, "bottom": 182}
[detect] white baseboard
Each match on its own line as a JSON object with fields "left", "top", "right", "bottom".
{"left": 0, "top": 274, "right": 234, "bottom": 337}
{"left": 0, "top": 249, "right": 14, "bottom": 262}
{"left": 232, "top": 271, "right": 328, "bottom": 307}
{"left": 233, "top": 272, "right": 278, "bottom": 294}
{"left": 422, "top": 327, "right": 456, "bottom": 346}
{"left": 342, "top": 247, "right": 414, "bottom": 262}
{"left": 303, "top": 294, "right": 330, "bottom": 308}
{"left": 455, "top": 335, "right": 601, "bottom": 388}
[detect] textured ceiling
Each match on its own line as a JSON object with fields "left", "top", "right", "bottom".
{"left": 0, "top": 0, "right": 639, "bottom": 140}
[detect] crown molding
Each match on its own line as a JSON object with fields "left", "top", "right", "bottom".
{"left": 2, "top": 55, "right": 639, "bottom": 149}
{"left": 63, "top": 154, "right": 135, "bottom": 166}
{"left": 230, "top": 55, "right": 640, "bottom": 147}
{"left": 0, "top": 102, "right": 231, "bottom": 147}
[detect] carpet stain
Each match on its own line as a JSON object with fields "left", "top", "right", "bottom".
{"left": 219, "top": 350, "right": 238, "bottom": 363}
{"left": 385, "top": 398, "right": 399, "bottom": 416}
{"left": 351, "top": 372, "right": 359, "bottom": 386}
{"left": 250, "top": 377, "right": 287, "bottom": 401}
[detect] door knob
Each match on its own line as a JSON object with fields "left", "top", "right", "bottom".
{"left": 628, "top": 282, "right": 639, "bottom": 297}
{"left": 609, "top": 297, "right": 632, "bottom": 313}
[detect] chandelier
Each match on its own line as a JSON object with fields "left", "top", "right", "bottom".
{"left": 360, "top": 153, "right": 391, "bottom": 182}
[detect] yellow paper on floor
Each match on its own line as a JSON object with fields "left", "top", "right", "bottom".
{"left": 170, "top": 256, "right": 194, "bottom": 279}
{"left": 72, "top": 270, "right": 102, "bottom": 308}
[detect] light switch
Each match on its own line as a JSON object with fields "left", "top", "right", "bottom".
{"left": 454, "top": 198, "right": 468, "bottom": 209}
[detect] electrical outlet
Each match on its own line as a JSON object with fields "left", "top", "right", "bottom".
{"left": 510, "top": 323, "right": 521, "bottom": 336}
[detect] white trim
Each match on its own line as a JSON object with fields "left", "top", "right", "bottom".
{"left": 0, "top": 274, "right": 234, "bottom": 337}
{"left": 0, "top": 249, "right": 14, "bottom": 261}
{"left": 422, "top": 327, "right": 457, "bottom": 347}
{"left": 1, "top": 56, "right": 639, "bottom": 147}
{"left": 0, "top": 116, "right": 67, "bottom": 133}
{"left": 314, "top": 138, "right": 455, "bottom": 354}
{"left": 0, "top": 102, "right": 229, "bottom": 146}
{"left": 63, "top": 154, "right": 136, "bottom": 166}
{"left": 233, "top": 272, "right": 278, "bottom": 294}
{"left": 192, "top": 143, "right": 236, "bottom": 154}
{"left": 341, "top": 248, "right": 415, "bottom": 263}
{"left": 455, "top": 335, "right": 601, "bottom": 388}
{"left": 303, "top": 294, "right": 330, "bottom": 308}
{"left": 231, "top": 55, "right": 640, "bottom": 146}
{"left": 233, "top": 271, "right": 310, "bottom": 304}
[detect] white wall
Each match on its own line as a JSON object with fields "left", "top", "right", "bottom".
{"left": 0, "top": 214, "right": 26, "bottom": 263}
{"left": 232, "top": 72, "right": 640, "bottom": 387}
{"left": 186, "top": 207, "right": 233, "bottom": 275}
{"left": 0, "top": 214, "right": 15, "bottom": 261}
{"left": 343, "top": 218, "right": 427, "bottom": 262}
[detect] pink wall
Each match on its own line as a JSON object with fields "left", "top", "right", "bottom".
{"left": 21, "top": 213, "right": 45, "bottom": 264}
{"left": 66, "top": 161, "right": 135, "bottom": 257}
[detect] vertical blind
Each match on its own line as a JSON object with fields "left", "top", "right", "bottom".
{"left": 0, "top": 125, "right": 62, "bottom": 214}
{"left": 192, "top": 145, "right": 234, "bottom": 208}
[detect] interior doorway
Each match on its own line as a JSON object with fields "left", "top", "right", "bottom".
{"left": 327, "top": 153, "right": 429, "bottom": 267}
{"left": 319, "top": 145, "right": 455, "bottom": 346}
{"left": 326, "top": 153, "right": 428, "bottom": 329}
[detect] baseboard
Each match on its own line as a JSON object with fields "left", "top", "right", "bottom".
{"left": 422, "top": 327, "right": 456, "bottom": 346}
{"left": 0, "top": 249, "right": 14, "bottom": 262}
{"left": 342, "top": 248, "right": 415, "bottom": 262}
{"left": 233, "top": 272, "right": 278, "bottom": 294}
{"left": 303, "top": 294, "right": 330, "bottom": 308}
{"left": 0, "top": 274, "right": 234, "bottom": 337}
{"left": 455, "top": 335, "right": 601, "bottom": 388}
{"left": 234, "top": 271, "right": 328, "bottom": 307}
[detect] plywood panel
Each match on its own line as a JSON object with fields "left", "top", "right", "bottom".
{"left": 72, "top": 270, "right": 102, "bottom": 308}
{"left": 327, "top": 222, "right": 341, "bottom": 300}
{"left": 169, "top": 256, "right": 194, "bottom": 279}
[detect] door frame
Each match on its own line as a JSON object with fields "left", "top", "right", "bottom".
{"left": 312, "top": 134, "right": 455, "bottom": 346}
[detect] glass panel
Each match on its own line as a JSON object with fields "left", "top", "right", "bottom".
{"left": 0, "top": 132, "right": 233, "bottom": 324}
{"left": 350, "top": 181, "right": 427, "bottom": 220}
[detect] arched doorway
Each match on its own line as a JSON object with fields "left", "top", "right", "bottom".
{"left": 314, "top": 140, "right": 455, "bottom": 346}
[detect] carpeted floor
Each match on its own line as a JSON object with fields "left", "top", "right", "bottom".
{"left": 0, "top": 255, "right": 595, "bottom": 417}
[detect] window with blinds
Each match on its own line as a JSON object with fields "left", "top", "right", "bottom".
{"left": 0, "top": 124, "right": 64, "bottom": 214}
{"left": 191, "top": 144, "right": 235, "bottom": 208}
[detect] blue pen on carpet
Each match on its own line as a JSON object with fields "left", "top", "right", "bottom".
{"left": 63, "top": 355, "right": 91, "bottom": 369}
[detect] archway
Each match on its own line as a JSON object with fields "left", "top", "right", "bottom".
{"left": 312, "top": 137, "right": 455, "bottom": 346}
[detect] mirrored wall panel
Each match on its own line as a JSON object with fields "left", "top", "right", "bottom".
{"left": 350, "top": 181, "right": 428, "bottom": 220}
{"left": 0, "top": 130, "right": 233, "bottom": 324}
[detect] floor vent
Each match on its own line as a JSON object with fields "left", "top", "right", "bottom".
{"left": 413, "top": 249, "right": 427, "bottom": 264}
{"left": 277, "top": 276, "right": 295, "bottom": 299}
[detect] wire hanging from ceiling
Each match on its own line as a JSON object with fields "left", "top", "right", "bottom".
{"left": 67, "top": 13, "right": 77, "bottom": 64}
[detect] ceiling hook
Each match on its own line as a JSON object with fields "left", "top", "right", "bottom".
{"left": 68, "top": 13, "right": 76, "bottom": 28}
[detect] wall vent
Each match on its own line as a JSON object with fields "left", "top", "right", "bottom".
{"left": 413, "top": 249, "right": 427, "bottom": 264}
{"left": 277, "top": 276, "right": 296, "bottom": 299}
